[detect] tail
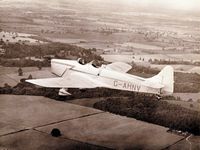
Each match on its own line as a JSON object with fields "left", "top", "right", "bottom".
{"left": 147, "top": 66, "right": 174, "bottom": 95}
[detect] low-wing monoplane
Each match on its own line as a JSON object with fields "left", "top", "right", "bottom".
{"left": 26, "top": 58, "right": 174, "bottom": 97}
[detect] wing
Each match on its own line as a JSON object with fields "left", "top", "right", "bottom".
{"left": 105, "top": 62, "right": 132, "bottom": 73}
{"left": 26, "top": 71, "right": 106, "bottom": 88}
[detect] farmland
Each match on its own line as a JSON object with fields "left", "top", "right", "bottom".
{"left": 1, "top": 0, "right": 200, "bottom": 55}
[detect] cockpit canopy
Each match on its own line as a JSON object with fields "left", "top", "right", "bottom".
{"left": 77, "top": 58, "right": 99, "bottom": 68}
{"left": 90, "top": 61, "right": 98, "bottom": 68}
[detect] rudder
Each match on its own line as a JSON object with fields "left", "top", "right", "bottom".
{"left": 157, "top": 66, "right": 174, "bottom": 95}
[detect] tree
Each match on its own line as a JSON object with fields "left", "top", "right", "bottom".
{"left": 0, "top": 38, "right": 4, "bottom": 44}
{"left": 188, "top": 98, "right": 193, "bottom": 102}
{"left": 37, "top": 62, "right": 42, "bottom": 70}
{"left": 4, "top": 83, "right": 11, "bottom": 88}
{"left": 28, "top": 74, "right": 32, "bottom": 79}
{"left": 18, "top": 67, "right": 23, "bottom": 76}
{"left": 148, "top": 58, "right": 152, "bottom": 63}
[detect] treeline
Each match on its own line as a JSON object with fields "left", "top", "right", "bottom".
{"left": 93, "top": 97, "right": 200, "bottom": 135}
{"left": 151, "top": 59, "right": 200, "bottom": 66}
{"left": 0, "top": 58, "right": 50, "bottom": 67}
{"left": 1, "top": 42, "right": 103, "bottom": 62}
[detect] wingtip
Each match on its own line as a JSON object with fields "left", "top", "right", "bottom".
{"left": 25, "top": 79, "right": 43, "bottom": 87}
{"left": 25, "top": 79, "right": 33, "bottom": 83}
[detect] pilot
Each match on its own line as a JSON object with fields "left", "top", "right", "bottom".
{"left": 77, "top": 58, "right": 85, "bottom": 65}
{"left": 91, "top": 61, "right": 98, "bottom": 68}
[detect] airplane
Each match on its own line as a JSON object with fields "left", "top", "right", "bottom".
{"left": 26, "top": 58, "right": 174, "bottom": 98}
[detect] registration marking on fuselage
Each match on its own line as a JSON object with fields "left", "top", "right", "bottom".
{"left": 113, "top": 80, "right": 141, "bottom": 92}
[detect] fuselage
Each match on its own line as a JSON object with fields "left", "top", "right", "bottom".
{"left": 51, "top": 59, "right": 160, "bottom": 94}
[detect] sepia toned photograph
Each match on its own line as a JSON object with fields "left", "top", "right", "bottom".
{"left": 0, "top": 0, "right": 200, "bottom": 149}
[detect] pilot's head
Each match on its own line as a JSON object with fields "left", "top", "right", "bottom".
{"left": 77, "top": 58, "right": 85, "bottom": 65}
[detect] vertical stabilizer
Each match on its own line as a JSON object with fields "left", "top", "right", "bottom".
{"left": 147, "top": 66, "right": 174, "bottom": 95}
{"left": 157, "top": 66, "right": 174, "bottom": 95}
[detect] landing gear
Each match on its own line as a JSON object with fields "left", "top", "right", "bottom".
{"left": 155, "top": 94, "right": 162, "bottom": 100}
{"left": 58, "top": 88, "right": 71, "bottom": 96}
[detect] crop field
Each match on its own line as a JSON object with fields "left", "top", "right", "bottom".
{"left": 0, "top": 66, "right": 52, "bottom": 87}
{"left": 165, "top": 100, "right": 200, "bottom": 112}
{"left": 120, "top": 42, "right": 162, "bottom": 50}
{"left": 173, "top": 93, "right": 200, "bottom": 102}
